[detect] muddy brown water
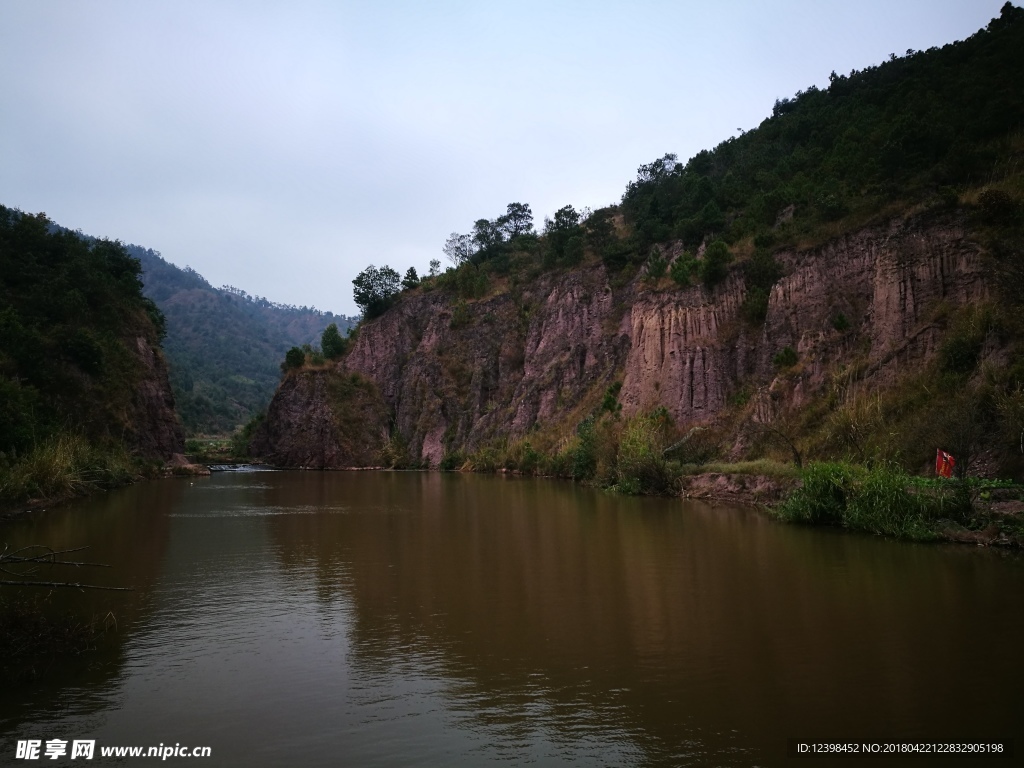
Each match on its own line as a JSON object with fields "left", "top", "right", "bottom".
{"left": 1, "top": 471, "right": 1022, "bottom": 766}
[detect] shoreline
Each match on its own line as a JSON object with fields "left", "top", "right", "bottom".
{"left": 6, "top": 463, "right": 1022, "bottom": 549}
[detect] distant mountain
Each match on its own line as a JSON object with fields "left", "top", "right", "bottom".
{"left": 130, "top": 246, "right": 357, "bottom": 435}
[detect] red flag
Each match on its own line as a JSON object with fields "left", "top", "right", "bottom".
{"left": 935, "top": 449, "right": 955, "bottom": 478}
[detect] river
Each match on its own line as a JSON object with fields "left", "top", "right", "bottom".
{"left": 2, "top": 470, "right": 1022, "bottom": 766}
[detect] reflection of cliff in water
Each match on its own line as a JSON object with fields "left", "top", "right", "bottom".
{"left": 0, "top": 479, "right": 180, "bottom": 736}
{"left": 264, "top": 471, "right": 1024, "bottom": 765}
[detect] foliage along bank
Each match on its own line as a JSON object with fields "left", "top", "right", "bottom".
{"left": 0, "top": 207, "right": 185, "bottom": 509}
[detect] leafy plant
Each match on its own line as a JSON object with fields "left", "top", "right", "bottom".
{"left": 773, "top": 346, "right": 798, "bottom": 369}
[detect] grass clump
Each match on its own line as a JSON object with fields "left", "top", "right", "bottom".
{"left": 0, "top": 433, "right": 140, "bottom": 508}
{"left": 775, "top": 461, "right": 978, "bottom": 540}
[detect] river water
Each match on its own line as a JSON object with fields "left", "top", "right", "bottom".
{"left": 1, "top": 471, "right": 1021, "bottom": 766}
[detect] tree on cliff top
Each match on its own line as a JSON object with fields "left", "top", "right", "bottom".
{"left": 352, "top": 265, "right": 400, "bottom": 319}
{"left": 321, "top": 323, "right": 347, "bottom": 359}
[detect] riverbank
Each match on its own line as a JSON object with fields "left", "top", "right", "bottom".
{"left": 771, "top": 462, "right": 1024, "bottom": 547}
{"left": 0, "top": 437, "right": 208, "bottom": 523}
{"left": 451, "top": 450, "right": 1024, "bottom": 548}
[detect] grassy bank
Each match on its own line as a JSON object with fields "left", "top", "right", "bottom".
{"left": 449, "top": 411, "right": 1022, "bottom": 545}
{"left": 449, "top": 409, "right": 797, "bottom": 497}
{"left": 775, "top": 462, "right": 1024, "bottom": 543}
{"left": 0, "top": 433, "right": 146, "bottom": 513}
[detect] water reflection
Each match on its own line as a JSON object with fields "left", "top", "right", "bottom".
{"left": 1, "top": 471, "right": 1022, "bottom": 767}
{"left": 264, "top": 472, "right": 1024, "bottom": 765}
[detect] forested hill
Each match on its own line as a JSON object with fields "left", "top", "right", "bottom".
{"left": 618, "top": 1, "right": 1024, "bottom": 257}
{"left": 130, "top": 246, "right": 357, "bottom": 435}
{"left": 0, "top": 206, "right": 183, "bottom": 468}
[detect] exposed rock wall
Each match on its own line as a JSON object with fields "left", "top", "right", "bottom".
{"left": 250, "top": 369, "right": 389, "bottom": 468}
{"left": 255, "top": 211, "right": 989, "bottom": 468}
{"left": 127, "top": 334, "right": 186, "bottom": 460}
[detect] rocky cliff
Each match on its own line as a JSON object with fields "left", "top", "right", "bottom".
{"left": 254, "top": 210, "right": 993, "bottom": 469}
{"left": 126, "top": 333, "right": 186, "bottom": 461}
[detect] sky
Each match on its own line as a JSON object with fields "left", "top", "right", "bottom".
{"left": 0, "top": 1, "right": 1000, "bottom": 316}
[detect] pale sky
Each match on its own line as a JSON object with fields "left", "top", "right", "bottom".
{"left": 0, "top": 1, "right": 999, "bottom": 315}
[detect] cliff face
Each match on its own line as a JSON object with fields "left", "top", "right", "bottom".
{"left": 255, "top": 211, "right": 990, "bottom": 468}
{"left": 621, "top": 213, "right": 987, "bottom": 426}
{"left": 250, "top": 368, "right": 389, "bottom": 468}
{"left": 127, "top": 334, "right": 186, "bottom": 460}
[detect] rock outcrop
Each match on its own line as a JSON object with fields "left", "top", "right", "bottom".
{"left": 127, "top": 334, "right": 186, "bottom": 460}
{"left": 251, "top": 369, "right": 388, "bottom": 468}
{"left": 255, "top": 211, "right": 992, "bottom": 468}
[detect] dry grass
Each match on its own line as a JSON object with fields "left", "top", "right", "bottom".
{"left": 0, "top": 434, "right": 139, "bottom": 508}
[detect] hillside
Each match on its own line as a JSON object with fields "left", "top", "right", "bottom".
{"left": 130, "top": 247, "right": 357, "bottom": 435}
{"left": 252, "top": 4, "right": 1024, "bottom": 489}
{"left": 0, "top": 206, "right": 184, "bottom": 504}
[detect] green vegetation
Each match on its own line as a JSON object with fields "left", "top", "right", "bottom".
{"left": 353, "top": 265, "right": 401, "bottom": 318}
{"left": 773, "top": 346, "right": 799, "bottom": 369}
{"left": 0, "top": 434, "right": 142, "bottom": 507}
{"left": 775, "top": 462, "right": 1022, "bottom": 541}
{"left": 133, "top": 246, "right": 355, "bottom": 435}
{"left": 0, "top": 206, "right": 166, "bottom": 506}
{"left": 620, "top": 4, "right": 1024, "bottom": 255}
{"left": 320, "top": 323, "right": 347, "bottom": 360}
{"left": 699, "top": 240, "right": 733, "bottom": 288}
{"left": 456, "top": 408, "right": 691, "bottom": 496}
{"left": 669, "top": 251, "right": 698, "bottom": 286}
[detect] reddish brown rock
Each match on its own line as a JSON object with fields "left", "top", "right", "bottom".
{"left": 255, "top": 210, "right": 994, "bottom": 468}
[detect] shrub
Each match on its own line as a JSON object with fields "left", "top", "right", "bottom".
{"left": 775, "top": 462, "right": 863, "bottom": 525}
{"left": 321, "top": 323, "right": 347, "bottom": 359}
{"left": 601, "top": 382, "right": 622, "bottom": 415}
{"left": 450, "top": 300, "right": 471, "bottom": 329}
{"left": 776, "top": 462, "right": 971, "bottom": 540}
{"left": 440, "top": 451, "right": 466, "bottom": 471}
{"left": 282, "top": 347, "right": 305, "bottom": 371}
{"left": 571, "top": 418, "right": 597, "bottom": 479}
{"left": 230, "top": 413, "right": 264, "bottom": 458}
{"left": 977, "top": 188, "right": 1020, "bottom": 224}
{"left": 700, "top": 240, "right": 732, "bottom": 288}
{"left": 670, "top": 251, "right": 698, "bottom": 286}
{"left": 645, "top": 247, "right": 667, "bottom": 280}
{"left": 614, "top": 414, "right": 675, "bottom": 495}
{"left": 773, "top": 346, "right": 798, "bottom": 369}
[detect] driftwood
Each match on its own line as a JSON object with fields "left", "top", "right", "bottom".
{"left": 0, "top": 545, "right": 132, "bottom": 591}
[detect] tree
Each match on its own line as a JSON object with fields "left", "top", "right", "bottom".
{"left": 283, "top": 346, "right": 305, "bottom": 371}
{"left": 352, "top": 265, "right": 401, "bottom": 318}
{"left": 402, "top": 267, "right": 420, "bottom": 290}
{"left": 549, "top": 205, "right": 581, "bottom": 232}
{"left": 472, "top": 218, "right": 503, "bottom": 256}
{"left": 428, "top": 259, "right": 441, "bottom": 277}
{"left": 700, "top": 240, "right": 733, "bottom": 288}
{"left": 584, "top": 208, "right": 616, "bottom": 253}
{"left": 321, "top": 323, "right": 346, "bottom": 359}
{"left": 498, "top": 202, "right": 534, "bottom": 239}
{"left": 543, "top": 205, "right": 582, "bottom": 262}
{"left": 443, "top": 233, "right": 475, "bottom": 266}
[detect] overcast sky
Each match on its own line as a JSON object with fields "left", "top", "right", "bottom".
{"left": 0, "top": 1, "right": 999, "bottom": 315}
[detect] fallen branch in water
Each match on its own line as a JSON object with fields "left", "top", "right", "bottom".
{"left": 0, "top": 580, "right": 132, "bottom": 591}
{"left": 0, "top": 544, "right": 131, "bottom": 591}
